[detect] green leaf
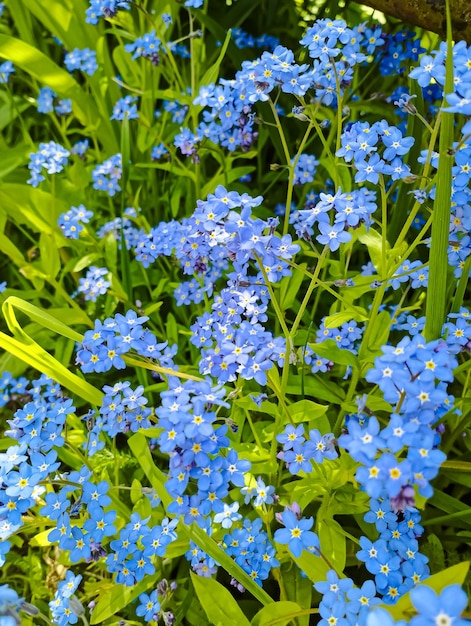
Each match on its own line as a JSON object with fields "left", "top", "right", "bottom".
{"left": 17, "top": 0, "right": 96, "bottom": 51}
{"left": 0, "top": 144, "right": 30, "bottom": 178}
{"left": 287, "top": 373, "right": 345, "bottom": 404}
{"left": 365, "top": 310, "right": 391, "bottom": 354}
{"left": 90, "top": 575, "right": 159, "bottom": 625}
{"left": 424, "top": 5, "right": 454, "bottom": 341}
{"left": 251, "top": 601, "right": 304, "bottom": 626}
{"left": 292, "top": 550, "right": 330, "bottom": 584}
{"left": 39, "top": 233, "right": 61, "bottom": 279}
{"left": 323, "top": 309, "right": 368, "bottom": 328}
{"left": 0, "top": 297, "right": 101, "bottom": 405}
{"left": 128, "top": 433, "right": 172, "bottom": 509}
{"left": 191, "top": 573, "right": 251, "bottom": 626}
{"left": 357, "top": 227, "right": 386, "bottom": 273}
{"left": 309, "top": 340, "right": 360, "bottom": 369}
{"left": 199, "top": 29, "right": 232, "bottom": 88}
{"left": 279, "top": 562, "right": 312, "bottom": 626}
{"left": 279, "top": 263, "right": 307, "bottom": 311}
{"left": 317, "top": 517, "right": 346, "bottom": 572}
{"left": 72, "top": 253, "right": 102, "bottom": 273}
{"left": 289, "top": 399, "right": 328, "bottom": 423}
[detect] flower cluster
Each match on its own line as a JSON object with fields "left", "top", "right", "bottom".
{"left": 0, "top": 60, "right": 14, "bottom": 84}
{"left": 337, "top": 120, "right": 415, "bottom": 184}
{"left": 0, "top": 373, "right": 75, "bottom": 562}
{"left": 125, "top": 30, "right": 160, "bottom": 64}
{"left": 315, "top": 570, "right": 379, "bottom": 625}
{"left": 111, "top": 95, "right": 139, "bottom": 121}
{"left": 64, "top": 48, "right": 98, "bottom": 75}
{"left": 156, "top": 378, "right": 251, "bottom": 526}
{"left": 222, "top": 517, "right": 279, "bottom": 585}
{"left": 76, "top": 266, "right": 111, "bottom": 302}
{"left": 85, "top": 0, "right": 130, "bottom": 24}
{"left": 369, "top": 584, "right": 469, "bottom": 626}
{"left": 91, "top": 153, "right": 122, "bottom": 196}
{"left": 49, "top": 571, "right": 83, "bottom": 626}
{"left": 75, "top": 309, "right": 175, "bottom": 374}
{"left": 276, "top": 425, "right": 337, "bottom": 475}
{"left": 58, "top": 205, "right": 93, "bottom": 239}
{"left": 291, "top": 187, "right": 377, "bottom": 251}
{"left": 37, "top": 87, "right": 72, "bottom": 115}
{"left": 27, "top": 141, "right": 70, "bottom": 187}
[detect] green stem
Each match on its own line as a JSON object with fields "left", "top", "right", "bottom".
{"left": 244, "top": 409, "right": 264, "bottom": 450}
{"left": 290, "top": 246, "right": 329, "bottom": 338}
{"left": 379, "top": 174, "right": 388, "bottom": 279}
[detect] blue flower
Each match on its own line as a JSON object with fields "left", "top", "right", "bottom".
{"left": 0, "top": 61, "right": 14, "bottom": 83}
{"left": 136, "top": 590, "right": 160, "bottom": 621}
{"left": 274, "top": 509, "right": 319, "bottom": 558}
{"left": 64, "top": 48, "right": 98, "bottom": 75}
{"left": 213, "top": 502, "right": 242, "bottom": 528}
{"left": 410, "top": 584, "right": 469, "bottom": 626}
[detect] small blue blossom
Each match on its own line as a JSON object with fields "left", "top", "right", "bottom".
{"left": 274, "top": 508, "right": 319, "bottom": 558}
{"left": 0, "top": 61, "right": 14, "bottom": 83}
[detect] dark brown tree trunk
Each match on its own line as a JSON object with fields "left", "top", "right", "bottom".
{"left": 349, "top": 0, "right": 471, "bottom": 42}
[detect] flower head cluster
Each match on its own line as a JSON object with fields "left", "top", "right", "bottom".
{"left": 337, "top": 120, "right": 415, "bottom": 184}
{"left": 58, "top": 205, "right": 93, "bottom": 239}
{"left": 0, "top": 374, "right": 75, "bottom": 556}
{"left": 357, "top": 500, "right": 430, "bottom": 601}
{"left": 277, "top": 425, "right": 337, "bottom": 475}
{"left": 37, "top": 87, "right": 72, "bottom": 115}
{"left": 231, "top": 28, "right": 280, "bottom": 51}
{"left": 27, "top": 141, "right": 70, "bottom": 187}
{"left": 337, "top": 334, "right": 457, "bottom": 601}
{"left": 125, "top": 30, "right": 160, "bottom": 65}
{"left": 64, "top": 48, "right": 98, "bottom": 76}
{"left": 85, "top": 0, "right": 130, "bottom": 24}
{"left": 76, "top": 266, "right": 111, "bottom": 302}
{"left": 91, "top": 153, "right": 122, "bottom": 196}
{"left": 377, "top": 30, "right": 424, "bottom": 77}
{"left": 291, "top": 187, "right": 377, "bottom": 251}
{"left": 49, "top": 571, "right": 83, "bottom": 626}
{"left": 443, "top": 308, "right": 471, "bottom": 353}
{"left": 0, "top": 584, "right": 24, "bottom": 623}
{"left": 98, "top": 213, "right": 142, "bottom": 251}
{"left": 293, "top": 154, "right": 319, "bottom": 185}
{"left": 222, "top": 517, "right": 279, "bottom": 585}
{"left": 389, "top": 260, "right": 429, "bottom": 291}
{"left": 107, "top": 514, "right": 178, "bottom": 585}
{"left": 85, "top": 381, "right": 152, "bottom": 453}
{"left": 151, "top": 142, "right": 168, "bottom": 161}
{"left": 156, "top": 377, "right": 252, "bottom": 526}
{"left": 0, "top": 60, "right": 14, "bottom": 83}
{"left": 111, "top": 95, "right": 139, "bottom": 121}
{"left": 76, "top": 309, "right": 175, "bottom": 374}
{"left": 369, "top": 583, "right": 469, "bottom": 625}
{"left": 71, "top": 139, "right": 89, "bottom": 157}
{"left": 315, "top": 570, "right": 380, "bottom": 625}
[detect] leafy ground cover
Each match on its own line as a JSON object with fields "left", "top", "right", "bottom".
{"left": 0, "top": 0, "right": 470, "bottom": 624}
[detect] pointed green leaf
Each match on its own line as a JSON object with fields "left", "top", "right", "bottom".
{"left": 251, "top": 601, "right": 304, "bottom": 626}
{"left": 90, "top": 575, "right": 159, "bottom": 625}
{"left": 191, "top": 573, "right": 250, "bottom": 626}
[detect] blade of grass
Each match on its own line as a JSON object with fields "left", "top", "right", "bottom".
{"left": 424, "top": 0, "right": 454, "bottom": 341}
